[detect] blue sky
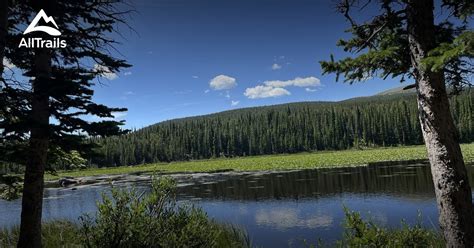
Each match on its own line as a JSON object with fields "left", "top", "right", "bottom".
{"left": 91, "top": 0, "right": 409, "bottom": 129}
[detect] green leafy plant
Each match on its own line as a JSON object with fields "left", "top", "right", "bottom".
{"left": 0, "top": 174, "right": 22, "bottom": 200}
{"left": 1, "top": 177, "right": 250, "bottom": 247}
{"left": 80, "top": 177, "right": 250, "bottom": 248}
{"left": 337, "top": 208, "right": 444, "bottom": 248}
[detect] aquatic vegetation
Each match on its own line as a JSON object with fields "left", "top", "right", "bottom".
{"left": 48, "top": 143, "right": 474, "bottom": 180}
{"left": 94, "top": 91, "right": 474, "bottom": 166}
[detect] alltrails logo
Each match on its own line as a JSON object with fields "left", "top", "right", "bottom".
{"left": 18, "top": 9, "right": 67, "bottom": 48}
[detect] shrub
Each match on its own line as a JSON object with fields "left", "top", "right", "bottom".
{"left": 0, "top": 174, "right": 22, "bottom": 200}
{"left": 80, "top": 177, "right": 250, "bottom": 248}
{"left": 1, "top": 177, "right": 249, "bottom": 248}
{"left": 336, "top": 208, "right": 444, "bottom": 248}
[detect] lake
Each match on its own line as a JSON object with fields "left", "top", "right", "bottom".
{"left": 1, "top": 162, "right": 474, "bottom": 247}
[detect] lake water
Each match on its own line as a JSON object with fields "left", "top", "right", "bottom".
{"left": 1, "top": 162, "right": 474, "bottom": 247}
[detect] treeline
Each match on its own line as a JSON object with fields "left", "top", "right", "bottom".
{"left": 92, "top": 91, "right": 474, "bottom": 166}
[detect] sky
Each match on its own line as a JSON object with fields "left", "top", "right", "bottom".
{"left": 88, "top": 0, "right": 411, "bottom": 129}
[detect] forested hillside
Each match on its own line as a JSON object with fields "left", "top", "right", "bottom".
{"left": 93, "top": 90, "right": 474, "bottom": 166}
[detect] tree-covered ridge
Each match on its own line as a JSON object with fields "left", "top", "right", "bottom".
{"left": 94, "top": 90, "right": 473, "bottom": 166}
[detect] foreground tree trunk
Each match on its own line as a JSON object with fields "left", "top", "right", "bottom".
{"left": 0, "top": 0, "right": 8, "bottom": 76}
{"left": 407, "top": 0, "right": 474, "bottom": 246}
{"left": 17, "top": 48, "right": 51, "bottom": 247}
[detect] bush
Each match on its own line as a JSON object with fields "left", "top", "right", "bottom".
{"left": 336, "top": 208, "right": 444, "bottom": 248}
{"left": 80, "top": 177, "right": 250, "bottom": 248}
{"left": 1, "top": 177, "right": 249, "bottom": 248}
{"left": 0, "top": 174, "right": 22, "bottom": 201}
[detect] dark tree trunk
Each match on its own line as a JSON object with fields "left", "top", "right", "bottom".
{"left": 17, "top": 48, "right": 51, "bottom": 248}
{"left": 0, "top": 0, "right": 8, "bottom": 76}
{"left": 406, "top": 0, "right": 474, "bottom": 247}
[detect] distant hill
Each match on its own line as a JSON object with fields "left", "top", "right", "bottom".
{"left": 375, "top": 86, "right": 416, "bottom": 96}
{"left": 92, "top": 89, "right": 473, "bottom": 167}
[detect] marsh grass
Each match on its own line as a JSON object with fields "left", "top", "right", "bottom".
{"left": 47, "top": 143, "right": 474, "bottom": 180}
{"left": 1, "top": 221, "right": 249, "bottom": 248}
{"left": 0, "top": 221, "right": 81, "bottom": 248}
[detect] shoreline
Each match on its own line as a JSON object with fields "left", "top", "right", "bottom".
{"left": 39, "top": 143, "right": 474, "bottom": 188}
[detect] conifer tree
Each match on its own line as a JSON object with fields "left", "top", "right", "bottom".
{"left": 0, "top": 0, "right": 7, "bottom": 78}
{"left": 1, "top": 0, "right": 131, "bottom": 246}
{"left": 319, "top": 0, "right": 474, "bottom": 246}
{"left": 94, "top": 91, "right": 472, "bottom": 166}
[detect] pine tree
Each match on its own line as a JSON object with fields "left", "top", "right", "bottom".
{"left": 319, "top": 0, "right": 474, "bottom": 246}
{"left": 94, "top": 91, "right": 473, "bottom": 167}
{"left": 0, "top": 0, "right": 7, "bottom": 78}
{"left": 1, "top": 1, "right": 131, "bottom": 246}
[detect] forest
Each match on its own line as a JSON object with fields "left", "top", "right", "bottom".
{"left": 93, "top": 90, "right": 474, "bottom": 166}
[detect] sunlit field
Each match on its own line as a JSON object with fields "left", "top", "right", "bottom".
{"left": 47, "top": 143, "right": 474, "bottom": 180}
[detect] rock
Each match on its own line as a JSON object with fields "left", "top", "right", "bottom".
{"left": 59, "top": 178, "right": 78, "bottom": 187}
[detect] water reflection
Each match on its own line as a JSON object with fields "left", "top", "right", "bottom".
{"left": 254, "top": 208, "right": 333, "bottom": 229}
{"left": 176, "top": 163, "right": 452, "bottom": 201}
{"left": 1, "top": 163, "right": 473, "bottom": 247}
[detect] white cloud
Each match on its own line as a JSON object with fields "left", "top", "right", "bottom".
{"left": 244, "top": 85, "right": 290, "bottom": 99}
{"left": 231, "top": 100, "right": 240, "bottom": 106}
{"left": 271, "top": 63, "right": 282, "bottom": 70}
{"left": 94, "top": 64, "right": 118, "bottom": 80}
{"left": 3, "top": 58, "right": 15, "bottom": 69}
{"left": 124, "top": 71, "right": 132, "bottom": 76}
{"left": 192, "top": 75, "right": 199, "bottom": 79}
{"left": 264, "top": 76, "right": 321, "bottom": 88}
{"left": 209, "top": 75, "right": 237, "bottom": 90}
{"left": 245, "top": 76, "right": 321, "bottom": 99}
{"left": 204, "top": 89, "right": 210, "bottom": 94}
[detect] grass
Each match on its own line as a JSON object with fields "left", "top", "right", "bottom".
{"left": 46, "top": 143, "right": 474, "bottom": 180}
{"left": 0, "top": 220, "right": 81, "bottom": 247}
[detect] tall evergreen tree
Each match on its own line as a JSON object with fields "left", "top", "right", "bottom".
{"left": 319, "top": 0, "right": 474, "bottom": 246}
{"left": 0, "top": 0, "right": 9, "bottom": 78}
{"left": 0, "top": 0, "right": 131, "bottom": 246}
{"left": 93, "top": 91, "right": 473, "bottom": 166}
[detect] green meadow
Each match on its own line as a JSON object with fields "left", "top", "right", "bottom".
{"left": 46, "top": 143, "right": 474, "bottom": 180}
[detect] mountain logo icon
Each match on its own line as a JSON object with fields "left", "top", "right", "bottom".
{"left": 24, "top": 9, "right": 61, "bottom": 36}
